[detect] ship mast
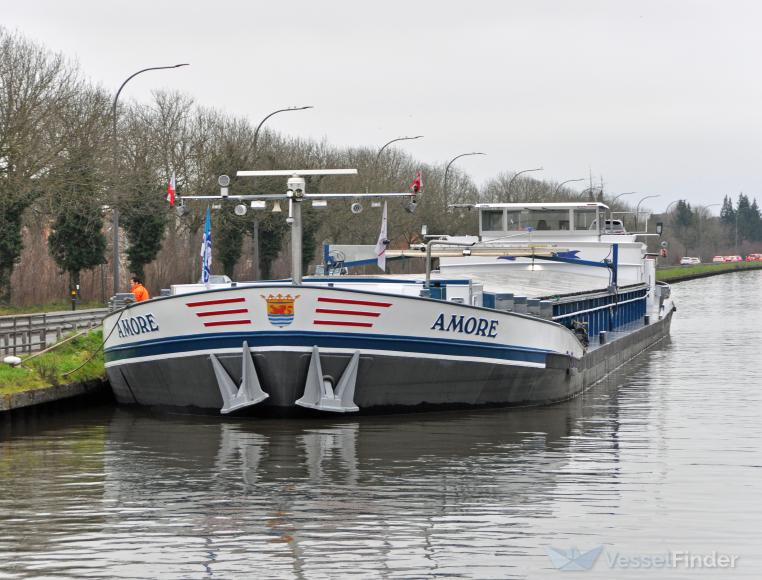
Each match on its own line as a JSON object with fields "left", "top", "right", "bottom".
{"left": 182, "top": 168, "right": 416, "bottom": 285}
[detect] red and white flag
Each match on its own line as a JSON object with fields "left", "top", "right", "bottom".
{"left": 166, "top": 172, "right": 176, "bottom": 206}
{"left": 375, "top": 201, "right": 388, "bottom": 271}
{"left": 410, "top": 171, "right": 422, "bottom": 194}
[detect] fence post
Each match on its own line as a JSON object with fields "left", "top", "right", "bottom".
{"left": 26, "top": 316, "right": 32, "bottom": 354}
{"left": 12, "top": 316, "right": 17, "bottom": 356}
{"left": 42, "top": 313, "right": 47, "bottom": 348}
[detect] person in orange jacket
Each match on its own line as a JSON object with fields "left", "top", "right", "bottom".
{"left": 130, "top": 277, "right": 150, "bottom": 302}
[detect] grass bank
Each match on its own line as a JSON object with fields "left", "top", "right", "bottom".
{"left": 656, "top": 261, "right": 762, "bottom": 283}
{"left": 0, "top": 301, "right": 104, "bottom": 316}
{"left": 0, "top": 330, "right": 105, "bottom": 396}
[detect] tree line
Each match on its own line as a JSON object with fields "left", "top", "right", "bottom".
{"left": 2, "top": 28, "right": 759, "bottom": 305}
{"left": 662, "top": 195, "right": 762, "bottom": 259}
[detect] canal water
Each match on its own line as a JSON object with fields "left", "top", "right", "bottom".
{"left": 1, "top": 272, "right": 761, "bottom": 579}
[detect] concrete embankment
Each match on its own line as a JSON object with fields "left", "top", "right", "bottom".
{"left": 1, "top": 378, "right": 109, "bottom": 413}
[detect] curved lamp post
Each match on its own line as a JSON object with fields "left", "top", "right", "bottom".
{"left": 608, "top": 191, "right": 636, "bottom": 221}
{"left": 610, "top": 191, "right": 636, "bottom": 205}
{"left": 580, "top": 185, "right": 601, "bottom": 200}
{"left": 252, "top": 105, "right": 313, "bottom": 162}
{"left": 553, "top": 178, "right": 584, "bottom": 196}
{"left": 664, "top": 200, "right": 681, "bottom": 214}
{"left": 696, "top": 204, "right": 721, "bottom": 255}
{"left": 507, "top": 167, "right": 543, "bottom": 201}
{"left": 444, "top": 152, "right": 485, "bottom": 207}
{"left": 249, "top": 106, "right": 313, "bottom": 280}
{"left": 112, "top": 63, "right": 189, "bottom": 296}
{"left": 375, "top": 135, "right": 423, "bottom": 165}
{"left": 635, "top": 194, "right": 660, "bottom": 231}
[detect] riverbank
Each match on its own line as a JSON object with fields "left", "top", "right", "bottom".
{"left": 0, "top": 330, "right": 107, "bottom": 412}
{"left": 656, "top": 261, "right": 762, "bottom": 283}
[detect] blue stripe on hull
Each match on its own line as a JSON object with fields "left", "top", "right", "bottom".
{"left": 105, "top": 330, "right": 551, "bottom": 365}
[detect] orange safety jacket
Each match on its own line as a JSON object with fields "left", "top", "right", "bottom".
{"left": 132, "top": 284, "right": 150, "bottom": 302}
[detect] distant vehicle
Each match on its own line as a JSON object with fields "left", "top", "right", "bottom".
{"left": 725, "top": 255, "right": 743, "bottom": 262}
{"left": 680, "top": 257, "right": 701, "bottom": 265}
{"left": 590, "top": 219, "right": 627, "bottom": 234}
{"left": 712, "top": 256, "right": 725, "bottom": 263}
{"left": 745, "top": 253, "right": 762, "bottom": 262}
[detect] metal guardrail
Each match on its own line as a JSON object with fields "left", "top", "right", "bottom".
{"left": 0, "top": 308, "right": 108, "bottom": 356}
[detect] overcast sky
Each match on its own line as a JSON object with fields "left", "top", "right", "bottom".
{"left": 4, "top": 0, "right": 761, "bottom": 211}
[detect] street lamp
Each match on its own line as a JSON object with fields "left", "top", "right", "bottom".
{"left": 252, "top": 106, "right": 314, "bottom": 163}
{"left": 247, "top": 106, "right": 313, "bottom": 280}
{"left": 580, "top": 185, "right": 602, "bottom": 201}
{"left": 697, "top": 204, "right": 721, "bottom": 258}
{"left": 507, "top": 167, "right": 543, "bottom": 201}
{"left": 111, "top": 63, "right": 189, "bottom": 296}
{"left": 606, "top": 192, "right": 636, "bottom": 226}
{"left": 375, "top": 135, "right": 423, "bottom": 165}
{"left": 664, "top": 200, "right": 681, "bottom": 215}
{"left": 553, "top": 178, "right": 585, "bottom": 196}
{"left": 444, "top": 152, "right": 485, "bottom": 207}
{"left": 635, "top": 194, "right": 660, "bottom": 231}
{"left": 610, "top": 191, "right": 636, "bottom": 205}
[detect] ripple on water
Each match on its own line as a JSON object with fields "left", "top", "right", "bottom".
{"left": 1, "top": 272, "right": 761, "bottom": 578}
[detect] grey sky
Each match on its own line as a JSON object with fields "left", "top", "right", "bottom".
{"left": 4, "top": 0, "right": 761, "bottom": 211}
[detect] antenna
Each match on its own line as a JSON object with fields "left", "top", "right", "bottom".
{"left": 183, "top": 168, "right": 417, "bottom": 285}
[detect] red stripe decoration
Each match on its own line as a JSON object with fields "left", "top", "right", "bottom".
{"left": 313, "top": 296, "right": 391, "bottom": 328}
{"left": 203, "top": 319, "right": 252, "bottom": 327}
{"left": 317, "top": 297, "right": 392, "bottom": 308}
{"left": 314, "top": 320, "right": 373, "bottom": 328}
{"left": 195, "top": 308, "right": 249, "bottom": 317}
{"left": 186, "top": 297, "right": 246, "bottom": 307}
{"left": 315, "top": 308, "right": 380, "bottom": 317}
{"left": 187, "top": 297, "right": 250, "bottom": 327}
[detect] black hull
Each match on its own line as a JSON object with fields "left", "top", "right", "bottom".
{"left": 105, "top": 310, "right": 673, "bottom": 415}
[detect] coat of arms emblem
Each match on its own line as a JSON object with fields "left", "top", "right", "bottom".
{"left": 261, "top": 294, "right": 300, "bottom": 327}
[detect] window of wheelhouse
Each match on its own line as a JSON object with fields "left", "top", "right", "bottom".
{"left": 521, "top": 209, "right": 571, "bottom": 231}
{"left": 574, "top": 208, "right": 599, "bottom": 231}
{"left": 505, "top": 211, "right": 522, "bottom": 230}
{"left": 481, "top": 209, "right": 504, "bottom": 232}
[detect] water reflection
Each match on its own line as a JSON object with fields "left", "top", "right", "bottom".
{"left": 3, "top": 272, "right": 762, "bottom": 578}
{"left": 3, "top": 366, "right": 642, "bottom": 579}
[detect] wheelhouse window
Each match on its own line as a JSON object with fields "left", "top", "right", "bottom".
{"left": 574, "top": 209, "right": 599, "bottom": 231}
{"left": 505, "top": 211, "right": 522, "bottom": 231}
{"left": 481, "top": 210, "right": 504, "bottom": 231}
{"left": 521, "top": 209, "right": 571, "bottom": 231}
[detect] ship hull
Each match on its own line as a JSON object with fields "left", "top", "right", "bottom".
{"left": 103, "top": 284, "right": 673, "bottom": 414}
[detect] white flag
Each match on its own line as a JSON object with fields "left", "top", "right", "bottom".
{"left": 375, "top": 201, "right": 388, "bottom": 271}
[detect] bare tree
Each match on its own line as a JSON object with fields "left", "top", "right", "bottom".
{"left": 0, "top": 28, "right": 84, "bottom": 303}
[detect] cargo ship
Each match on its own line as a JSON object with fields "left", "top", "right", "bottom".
{"left": 103, "top": 169, "right": 674, "bottom": 414}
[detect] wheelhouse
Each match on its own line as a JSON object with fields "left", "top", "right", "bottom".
{"left": 476, "top": 202, "right": 610, "bottom": 239}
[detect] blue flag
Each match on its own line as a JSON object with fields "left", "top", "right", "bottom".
{"left": 200, "top": 207, "right": 212, "bottom": 284}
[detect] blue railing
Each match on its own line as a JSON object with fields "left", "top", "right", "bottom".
{"left": 551, "top": 288, "right": 648, "bottom": 336}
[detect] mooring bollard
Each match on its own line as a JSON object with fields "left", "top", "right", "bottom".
{"left": 599, "top": 330, "right": 607, "bottom": 345}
